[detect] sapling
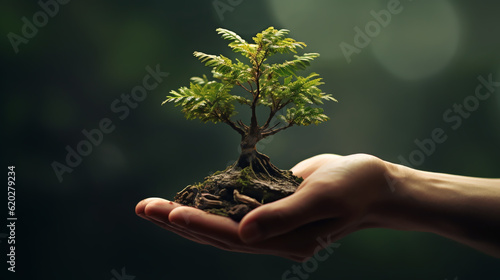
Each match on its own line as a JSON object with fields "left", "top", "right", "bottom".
{"left": 164, "top": 27, "right": 336, "bottom": 221}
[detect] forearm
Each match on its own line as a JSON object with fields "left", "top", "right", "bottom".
{"left": 376, "top": 162, "right": 500, "bottom": 258}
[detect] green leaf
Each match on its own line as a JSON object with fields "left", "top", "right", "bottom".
{"left": 271, "top": 53, "right": 319, "bottom": 77}
{"left": 165, "top": 27, "right": 336, "bottom": 132}
{"left": 191, "top": 75, "right": 209, "bottom": 85}
{"left": 217, "top": 28, "right": 247, "bottom": 45}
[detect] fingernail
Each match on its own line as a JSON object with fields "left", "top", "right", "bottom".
{"left": 241, "top": 222, "right": 263, "bottom": 244}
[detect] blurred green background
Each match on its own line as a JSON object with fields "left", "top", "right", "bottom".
{"left": 1, "top": 0, "right": 499, "bottom": 279}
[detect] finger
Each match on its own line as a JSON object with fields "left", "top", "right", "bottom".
{"left": 291, "top": 154, "right": 341, "bottom": 178}
{"left": 169, "top": 206, "right": 241, "bottom": 243}
{"left": 140, "top": 201, "right": 244, "bottom": 249}
{"left": 168, "top": 207, "right": 285, "bottom": 253}
{"left": 145, "top": 209, "right": 306, "bottom": 260}
{"left": 168, "top": 207, "right": 275, "bottom": 254}
{"left": 169, "top": 204, "right": 349, "bottom": 259}
{"left": 138, "top": 199, "right": 331, "bottom": 259}
{"left": 141, "top": 199, "right": 222, "bottom": 244}
{"left": 138, "top": 199, "right": 208, "bottom": 243}
{"left": 239, "top": 186, "right": 334, "bottom": 244}
{"left": 168, "top": 207, "right": 302, "bottom": 256}
{"left": 142, "top": 198, "right": 190, "bottom": 223}
{"left": 135, "top": 197, "right": 166, "bottom": 216}
{"left": 142, "top": 215, "right": 210, "bottom": 245}
{"left": 139, "top": 199, "right": 208, "bottom": 241}
{"left": 144, "top": 202, "right": 286, "bottom": 256}
{"left": 149, "top": 216, "right": 237, "bottom": 251}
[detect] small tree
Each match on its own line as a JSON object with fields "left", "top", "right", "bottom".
{"left": 164, "top": 27, "right": 336, "bottom": 178}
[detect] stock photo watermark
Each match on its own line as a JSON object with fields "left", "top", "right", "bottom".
{"left": 5, "top": 166, "right": 17, "bottom": 273}
{"left": 51, "top": 65, "right": 169, "bottom": 183}
{"left": 387, "top": 73, "right": 499, "bottom": 191}
{"left": 110, "top": 267, "right": 135, "bottom": 280}
{"left": 340, "top": 0, "right": 416, "bottom": 63}
{"left": 7, "top": 0, "right": 71, "bottom": 54}
{"left": 213, "top": 0, "right": 244, "bottom": 21}
{"left": 282, "top": 238, "right": 340, "bottom": 280}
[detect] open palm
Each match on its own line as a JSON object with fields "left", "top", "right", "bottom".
{"left": 136, "top": 154, "right": 390, "bottom": 261}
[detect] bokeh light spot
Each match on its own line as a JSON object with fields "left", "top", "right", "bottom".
{"left": 371, "top": 0, "right": 461, "bottom": 80}
{"left": 268, "top": 0, "right": 384, "bottom": 61}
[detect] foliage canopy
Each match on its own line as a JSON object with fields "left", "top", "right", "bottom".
{"left": 163, "top": 27, "right": 336, "bottom": 139}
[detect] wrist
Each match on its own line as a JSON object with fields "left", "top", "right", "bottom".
{"left": 361, "top": 159, "right": 500, "bottom": 258}
{"left": 370, "top": 162, "right": 493, "bottom": 234}
{"left": 365, "top": 161, "right": 434, "bottom": 232}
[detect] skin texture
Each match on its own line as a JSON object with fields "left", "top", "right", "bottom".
{"left": 135, "top": 154, "right": 500, "bottom": 262}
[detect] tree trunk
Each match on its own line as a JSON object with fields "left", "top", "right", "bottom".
{"left": 175, "top": 129, "right": 302, "bottom": 221}
{"left": 234, "top": 132, "right": 284, "bottom": 179}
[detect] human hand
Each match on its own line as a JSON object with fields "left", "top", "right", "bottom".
{"left": 135, "top": 197, "right": 321, "bottom": 261}
{"left": 136, "top": 154, "right": 392, "bottom": 261}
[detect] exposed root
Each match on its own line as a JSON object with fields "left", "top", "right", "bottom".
{"left": 174, "top": 155, "right": 302, "bottom": 221}
{"left": 233, "top": 189, "right": 262, "bottom": 208}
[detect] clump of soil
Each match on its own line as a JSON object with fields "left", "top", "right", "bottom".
{"left": 174, "top": 166, "right": 302, "bottom": 221}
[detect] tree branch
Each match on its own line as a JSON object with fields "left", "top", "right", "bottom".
{"left": 223, "top": 119, "right": 245, "bottom": 136}
{"left": 262, "top": 122, "right": 294, "bottom": 137}
{"left": 236, "top": 82, "right": 253, "bottom": 94}
{"left": 262, "top": 98, "right": 292, "bottom": 129}
{"left": 262, "top": 108, "right": 277, "bottom": 129}
{"left": 257, "top": 49, "right": 269, "bottom": 70}
{"left": 250, "top": 68, "right": 261, "bottom": 130}
{"left": 247, "top": 81, "right": 254, "bottom": 94}
{"left": 237, "top": 120, "right": 249, "bottom": 130}
{"left": 250, "top": 48, "right": 269, "bottom": 131}
{"left": 266, "top": 122, "right": 280, "bottom": 131}
{"left": 276, "top": 99, "right": 292, "bottom": 111}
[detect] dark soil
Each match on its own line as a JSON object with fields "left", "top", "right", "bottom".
{"left": 174, "top": 166, "right": 302, "bottom": 221}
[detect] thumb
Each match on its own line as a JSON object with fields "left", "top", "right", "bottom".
{"left": 291, "top": 154, "right": 342, "bottom": 179}
{"left": 238, "top": 187, "right": 330, "bottom": 244}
